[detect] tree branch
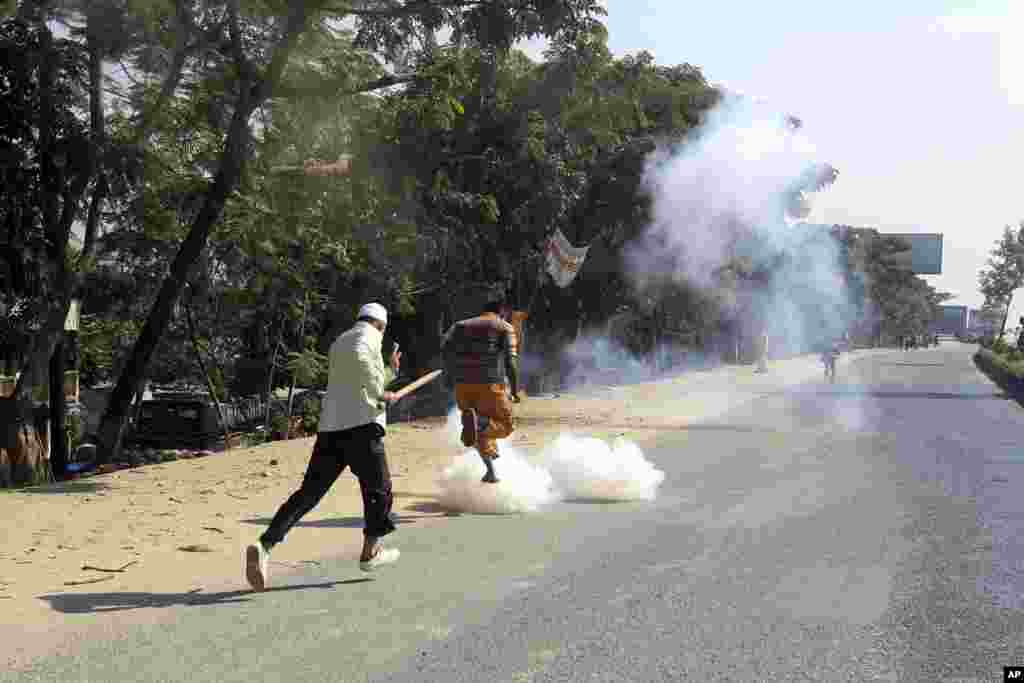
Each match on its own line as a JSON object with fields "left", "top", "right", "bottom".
{"left": 275, "top": 72, "right": 418, "bottom": 100}
{"left": 131, "top": 0, "right": 194, "bottom": 143}
{"left": 225, "top": 0, "right": 253, "bottom": 80}
{"left": 339, "top": 0, "right": 481, "bottom": 19}
{"left": 252, "top": 3, "right": 313, "bottom": 104}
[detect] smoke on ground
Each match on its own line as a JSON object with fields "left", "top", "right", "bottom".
{"left": 436, "top": 408, "right": 666, "bottom": 514}
{"left": 436, "top": 448, "right": 559, "bottom": 514}
{"left": 536, "top": 433, "right": 666, "bottom": 502}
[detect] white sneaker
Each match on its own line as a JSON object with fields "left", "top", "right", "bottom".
{"left": 246, "top": 542, "right": 270, "bottom": 591}
{"left": 359, "top": 547, "right": 400, "bottom": 572}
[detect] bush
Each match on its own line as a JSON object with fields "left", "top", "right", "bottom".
{"left": 974, "top": 348, "right": 1024, "bottom": 400}
{"left": 300, "top": 396, "right": 321, "bottom": 434}
{"left": 269, "top": 414, "right": 289, "bottom": 440}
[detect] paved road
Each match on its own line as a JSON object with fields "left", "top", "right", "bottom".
{"left": 8, "top": 343, "right": 1024, "bottom": 682}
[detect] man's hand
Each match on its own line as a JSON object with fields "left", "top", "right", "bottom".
{"left": 511, "top": 393, "right": 522, "bottom": 404}
{"left": 389, "top": 349, "right": 402, "bottom": 373}
{"left": 383, "top": 391, "right": 399, "bottom": 405}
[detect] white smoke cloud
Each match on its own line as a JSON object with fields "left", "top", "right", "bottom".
{"left": 436, "top": 448, "right": 559, "bottom": 514}
{"left": 536, "top": 433, "right": 666, "bottom": 502}
{"left": 625, "top": 94, "right": 851, "bottom": 354}
{"left": 435, "top": 408, "right": 666, "bottom": 514}
{"left": 627, "top": 96, "right": 828, "bottom": 290}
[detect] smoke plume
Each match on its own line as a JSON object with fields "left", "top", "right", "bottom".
{"left": 625, "top": 94, "right": 850, "bottom": 356}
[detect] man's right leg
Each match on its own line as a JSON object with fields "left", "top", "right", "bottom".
{"left": 247, "top": 433, "right": 345, "bottom": 590}
{"left": 349, "top": 427, "right": 400, "bottom": 571}
{"left": 476, "top": 384, "right": 514, "bottom": 483}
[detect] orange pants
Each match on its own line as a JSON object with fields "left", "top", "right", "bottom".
{"left": 454, "top": 383, "right": 514, "bottom": 459}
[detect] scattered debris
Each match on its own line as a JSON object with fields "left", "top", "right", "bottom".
{"left": 201, "top": 527, "right": 224, "bottom": 534}
{"left": 269, "top": 459, "right": 279, "bottom": 466}
{"left": 81, "top": 560, "right": 138, "bottom": 574}
{"left": 178, "top": 544, "right": 215, "bottom": 553}
{"left": 225, "top": 493, "right": 248, "bottom": 501}
{"left": 169, "top": 497, "right": 184, "bottom": 504}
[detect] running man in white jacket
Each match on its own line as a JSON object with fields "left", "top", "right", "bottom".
{"left": 246, "top": 303, "right": 401, "bottom": 591}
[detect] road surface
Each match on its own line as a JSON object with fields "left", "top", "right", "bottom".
{"left": 8, "top": 343, "right": 1024, "bottom": 682}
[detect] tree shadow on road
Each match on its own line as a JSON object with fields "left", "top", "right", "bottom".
{"left": 38, "top": 579, "right": 373, "bottom": 614}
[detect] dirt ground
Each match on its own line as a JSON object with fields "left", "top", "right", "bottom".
{"left": 0, "top": 353, "right": 851, "bottom": 668}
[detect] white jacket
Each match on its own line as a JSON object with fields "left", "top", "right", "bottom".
{"left": 318, "top": 321, "right": 395, "bottom": 433}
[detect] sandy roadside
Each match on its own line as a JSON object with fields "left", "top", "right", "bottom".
{"left": 0, "top": 350, "right": 885, "bottom": 668}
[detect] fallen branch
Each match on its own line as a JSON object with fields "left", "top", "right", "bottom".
{"left": 225, "top": 492, "right": 248, "bottom": 501}
{"left": 64, "top": 575, "right": 115, "bottom": 586}
{"left": 81, "top": 560, "right": 139, "bottom": 573}
{"left": 201, "top": 526, "right": 224, "bottom": 534}
{"left": 178, "top": 544, "right": 215, "bottom": 553}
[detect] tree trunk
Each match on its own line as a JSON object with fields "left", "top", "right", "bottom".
{"left": 285, "top": 293, "right": 309, "bottom": 424}
{"left": 1001, "top": 292, "right": 1014, "bottom": 337}
{"left": 48, "top": 339, "right": 67, "bottom": 480}
{"left": 263, "top": 317, "right": 285, "bottom": 440}
{"left": 0, "top": 397, "right": 49, "bottom": 488}
{"left": 94, "top": 4, "right": 311, "bottom": 463}
{"left": 95, "top": 93, "right": 257, "bottom": 463}
{"left": 185, "top": 297, "right": 230, "bottom": 449}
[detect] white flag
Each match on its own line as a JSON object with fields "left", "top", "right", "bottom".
{"left": 544, "top": 229, "right": 590, "bottom": 288}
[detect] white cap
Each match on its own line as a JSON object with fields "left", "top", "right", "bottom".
{"left": 358, "top": 302, "right": 388, "bottom": 325}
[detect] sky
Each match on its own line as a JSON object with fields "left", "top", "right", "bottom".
{"left": 519, "top": 0, "right": 1023, "bottom": 312}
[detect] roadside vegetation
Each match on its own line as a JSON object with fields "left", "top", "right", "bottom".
{"left": 1, "top": 1, "right": 948, "bottom": 486}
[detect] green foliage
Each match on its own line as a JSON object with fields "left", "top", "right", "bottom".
{"left": 299, "top": 393, "right": 321, "bottom": 434}
{"left": 286, "top": 349, "right": 328, "bottom": 387}
{"left": 974, "top": 349, "right": 1024, "bottom": 408}
{"left": 269, "top": 414, "right": 289, "bottom": 439}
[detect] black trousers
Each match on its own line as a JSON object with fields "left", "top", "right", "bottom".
{"left": 260, "top": 423, "right": 396, "bottom": 548}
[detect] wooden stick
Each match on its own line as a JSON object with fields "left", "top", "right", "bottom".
{"left": 392, "top": 370, "right": 444, "bottom": 401}
{"left": 81, "top": 560, "right": 138, "bottom": 573}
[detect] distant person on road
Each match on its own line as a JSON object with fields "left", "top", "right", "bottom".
{"left": 442, "top": 297, "right": 521, "bottom": 484}
{"left": 755, "top": 331, "right": 769, "bottom": 373}
{"left": 820, "top": 337, "right": 841, "bottom": 382}
{"left": 246, "top": 303, "right": 402, "bottom": 592}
